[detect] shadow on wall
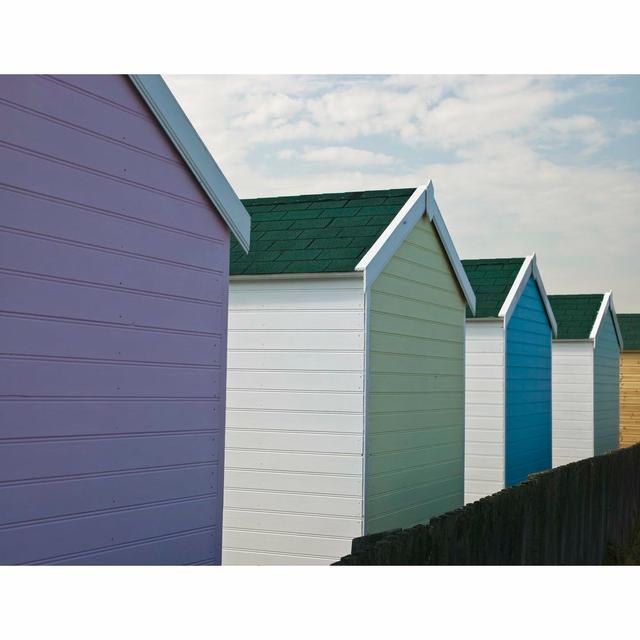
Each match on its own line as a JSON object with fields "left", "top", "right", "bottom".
{"left": 334, "top": 443, "right": 640, "bottom": 565}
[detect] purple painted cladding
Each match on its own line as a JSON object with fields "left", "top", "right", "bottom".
{"left": 0, "top": 74, "right": 230, "bottom": 565}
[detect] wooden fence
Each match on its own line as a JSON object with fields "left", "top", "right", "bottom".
{"left": 334, "top": 443, "right": 640, "bottom": 565}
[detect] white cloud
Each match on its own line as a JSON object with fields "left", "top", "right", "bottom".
{"left": 165, "top": 75, "right": 594, "bottom": 157}
{"left": 415, "top": 77, "right": 573, "bottom": 150}
{"left": 275, "top": 149, "right": 295, "bottom": 160}
{"left": 420, "top": 149, "right": 640, "bottom": 310}
{"left": 231, "top": 93, "right": 304, "bottom": 128}
{"left": 164, "top": 74, "right": 640, "bottom": 309}
{"left": 304, "top": 85, "right": 426, "bottom": 141}
{"left": 618, "top": 119, "right": 640, "bottom": 136}
{"left": 537, "top": 115, "right": 608, "bottom": 153}
{"left": 287, "top": 146, "right": 395, "bottom": 166}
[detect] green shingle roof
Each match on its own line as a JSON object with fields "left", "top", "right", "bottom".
{"left": 618, "top": 314, "right": 640, "bottom": 350}
{"left": 230, "top": 188, "right": 416, "bottom": 275}
{"left": 461, "top": 258, "right": 525, "bottom": 318}
{"left": 547, "top": 294, "right": 604, "bottom": 339}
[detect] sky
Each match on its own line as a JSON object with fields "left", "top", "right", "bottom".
{"left": 165, "top": 75, "right": 640, "bottom": 311}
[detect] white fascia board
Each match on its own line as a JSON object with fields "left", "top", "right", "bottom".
{"left": 129, "top": 75, "right": 251, "bottom": 252}
{"left": 355, "top": 185, "right": 427, "bottom": 285}
{"left": 465, "top": 317, "right": 503, "bottom": 328}
{"left": 499, "top": 255, "right": 533, "bottom": 327}
{"left": 531, "top": 258, "right": 558, "bottom": 338}
{"left": 426, "top": 182, "right": 476, "bottom": 315}
{"left": 590, "top": 290, "right": 624, "bottom": 350}
{"left": 609, "top": 293, "right": 624, "bottom": 350}
{"left": 499, "top": 254, "right": 558, "bottom": 337}
{"left": 590, "top": 292, "right": 609, "bottom": 342}
{"left": 230, "top": 271, "right": 363, "bottom": 282}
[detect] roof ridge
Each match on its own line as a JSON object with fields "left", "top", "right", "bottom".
{"left": 241, "top": 187, "right": 416, "bottom": 204}
{"left": 548, "top": 293, "right": 604, "bottom": 299}
{"left": 462, "top": 257, "right": 526, "bottom": 262}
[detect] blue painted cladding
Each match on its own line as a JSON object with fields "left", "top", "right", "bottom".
{"left": 594, "top": 309, "right": 620, "bottom": 455}
{"left": 505, "top": 277, "right": 552, "bottom": 487}
{"left": 0, "top": 75, "right": 230, "bottom": 565}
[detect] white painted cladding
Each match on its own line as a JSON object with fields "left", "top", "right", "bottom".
{"left": 464, "top": 320, "right": 505, "bottom": 503}
{"left": 222, "top": 276, "right": 366, "bottom": 565}
{"left": 552, "top": 341, "right": 594, "bottom": 467}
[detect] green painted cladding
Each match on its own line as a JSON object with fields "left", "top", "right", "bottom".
{"left": 365, "top": 215, "right": 466, "bottom": 534}
{"left": 594, "top": 309, "right": 621, "bottom": 455}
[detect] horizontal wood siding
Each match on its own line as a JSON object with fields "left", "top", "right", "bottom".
{"left": 552, "top": 342, "right": 594, "bottom": 466}
{"left": 505, "top": 277, "right": 552, "bottom": 486}
{"left": 464, "top": 321, "right": 505, "bottom": 503}
{"left": 594, "top": 309, "right": 620, "bottom": 455}
{"left": 223, "top": 277, "right": 365, "bottom": 565}
{"left": 366, "top": 216, "right": 466, "bottom": 533}
{"left": 620, "top": 352, "right": 640, "bottom": 447}
{"left": 0, "top": 75, "right": 229, "bottom": 565}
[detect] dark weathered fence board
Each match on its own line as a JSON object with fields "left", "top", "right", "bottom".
{"left": 335, "top": 444, "right": 640, "bottom": 565}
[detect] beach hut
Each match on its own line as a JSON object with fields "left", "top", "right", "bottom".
{"left": 0, "top": 75, "right": 250, "bottom": 564}
{"left": 223, "top": 182, "right": 475, "bottom": 564}
{"left": 617, "top": 314, "right": 640, "bottom": 448}
{"left": 548, "top": 293, "right": 623, "bottom": 467}
{"left": 461, "top": 255, "right": 556, "bottom": 504}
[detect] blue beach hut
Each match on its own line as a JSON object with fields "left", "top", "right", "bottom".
{"left": 462, "top": 255, "right": 557, "bottom": 503}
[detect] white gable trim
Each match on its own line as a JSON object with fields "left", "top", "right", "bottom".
{"left": 426, "top": 183, "right": 476, "bottom": 315}
{"left": 355, "top": 181, "right": 476, "bottom": 314}
{"left": 590, "top": 290, "right": 624, "bottom": 349}
{"left": 129, "top": 75, "right": 251, "bottom": 252}
{"left": 498, "top": 254, "right": 558, "bottom": 337}
{"left": 355, "top": 185, "right": 426, "bottom": 284}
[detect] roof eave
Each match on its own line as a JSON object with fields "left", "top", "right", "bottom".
{"left": 129, "top": 74, "right": 251, "bottom": 252}
{"left": 229, "top": 271, "right": 362, "bottom": 282}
